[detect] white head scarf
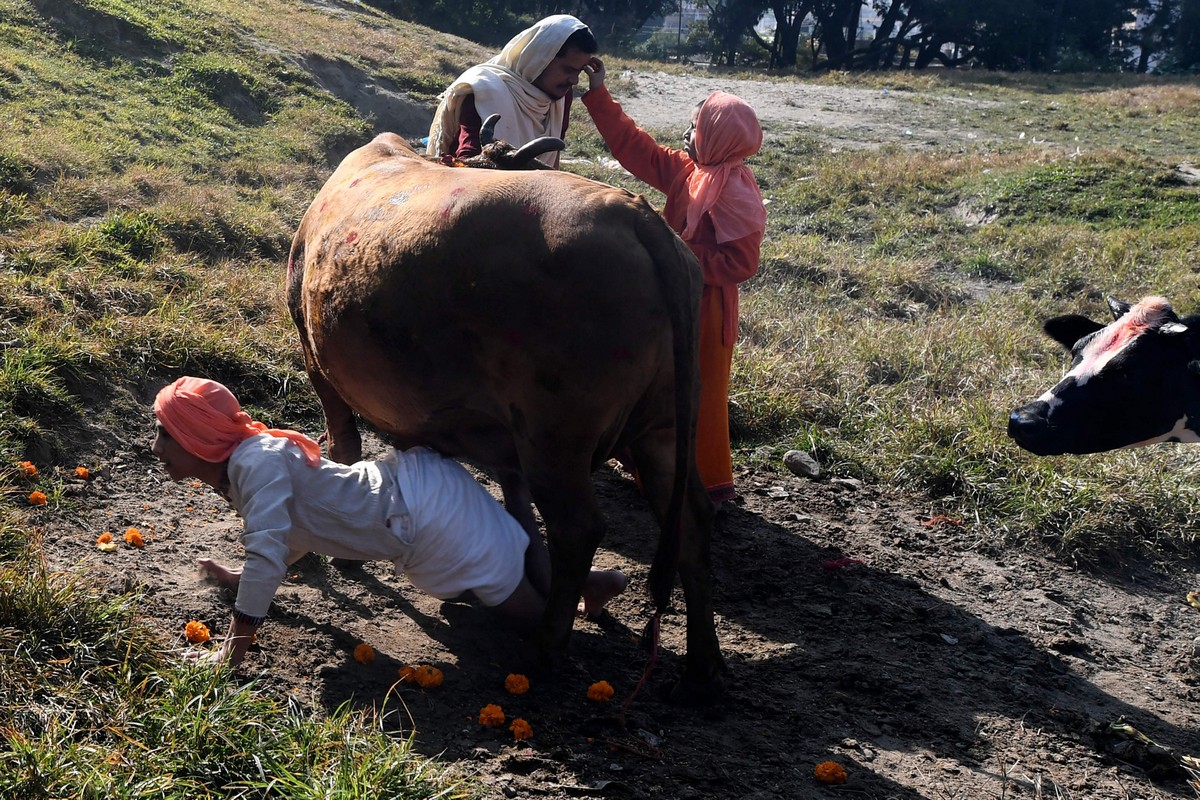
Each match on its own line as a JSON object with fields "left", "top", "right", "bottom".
{"left": 427, "top": 15, "right": 588, "bottom": 168}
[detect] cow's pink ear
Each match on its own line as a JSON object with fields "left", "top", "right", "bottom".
{"left": 1161, "top": 322, "right": 1189, "bottom": 336}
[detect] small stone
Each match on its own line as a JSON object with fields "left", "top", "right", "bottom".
{"left": 783, "top": 449, "right": 820, "bottom": 478}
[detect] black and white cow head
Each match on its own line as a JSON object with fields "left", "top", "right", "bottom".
{"left": 1008, "top": 296, "right": 1200, "bottom": 456}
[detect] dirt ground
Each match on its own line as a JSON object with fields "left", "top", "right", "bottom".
{"left": 27, "top": 72, "right": 1200, "bottom": 799}
{"left": 588, "top": 69, "right": 1004, "bottom": 151}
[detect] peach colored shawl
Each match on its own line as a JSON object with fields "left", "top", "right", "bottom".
{"left": 154, "top": 376, "right": 321, "bottom": 466}
{"left": 683, "top": 91, "right": 767, "bottom": 245}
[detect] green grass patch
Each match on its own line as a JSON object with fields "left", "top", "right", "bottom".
{"left": 979, "top": 153, "right": 1200, "bottom": 229}
{"left": 0, "top": 534, "right": 471, "bottom": 800}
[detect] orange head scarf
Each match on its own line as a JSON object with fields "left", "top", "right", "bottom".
{"left": 153, "top": 376, "right": 322, "bottom": 467}
{"left": 682, "top": 91, "right": 767, "bottom": 245}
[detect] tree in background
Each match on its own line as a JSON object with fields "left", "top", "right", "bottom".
{"left": 535, "top": 0, "right": 678, "bottom": 47}
{"left": 705, "top": 0, "right": 772, "bottom": 64}
{"left": 1171, "top": 0, "right": 1200, "bottom": 69}
{"left": 372, "top": 0, "right": 1200, "bottom": 72}
{"left": 367, "top": 0, "right": 674, "bottom": 48}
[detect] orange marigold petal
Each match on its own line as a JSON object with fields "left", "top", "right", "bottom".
{"left": 353, "top": 642, "right": 375, "bottom": 664}
{"left": 510, "top": 718, "right": 533, "bottom": 741}
{"left": 505, "top": 673, "right": 530, "bottom": 695}
{"left": 184, "top": 621, "right": 211, "bottom": 644}
{"left": 415, "top": 665, "right": 443, "bottom": 688}
{"left": 586, "top": 680, "right": 614, "bottom": 702}
{"left": 398, "top": 665, "right": 418, "bottom": 682}
{"left": 28, "top": 491, "right": 47, "bottom": 506}
{"left": 123, "top": 528, "right": 144, "bottom": 547}
{"left": 17, "top": 461, "right": 38, "bottom": 478}
{"left": 814, "top": 761, "right": 848, "bottom": 784}
{"left": 479, "top": 703, "right": 505, "bottom": 727}
{"left": 74, "top": 466, "right": 90, "bottom": 479}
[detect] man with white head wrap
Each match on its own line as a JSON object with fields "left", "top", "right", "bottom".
{"left": 428, "top": 15, "right": 598, "bottom": 168}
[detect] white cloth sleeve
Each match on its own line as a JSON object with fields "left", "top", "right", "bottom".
{"left": 227, "top": 449, "right": 297, "bottom": 619}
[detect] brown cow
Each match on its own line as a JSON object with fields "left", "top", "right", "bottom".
{"left": 286, "top": 132, "right": 723, "bottom": 700}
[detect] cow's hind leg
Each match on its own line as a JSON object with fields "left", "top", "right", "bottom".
{"left": 631, "top": 430, "right": 725, "bottom": 705}
{"left": 306, "top": 363, "right": 362, "bottom": 465}
{"left": 289, "top": 272, "right": 361, "bottom": 464}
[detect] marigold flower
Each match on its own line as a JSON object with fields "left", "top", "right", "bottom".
{"left": 353, "top": 642, "right": 375, "bottom": 664}
{"left": 96, "top": 532, "right": 113, "bottom": 544}
{"left": 415, "top": 665, "right": 443, "bottom": 688}
{"left": 398, "top": 665, "right": 417, "bottom": 682}
{"left": 184, "top": 621, "right": 211, "bottom": 644}
{"left": 586, "top": 680, "right": 614, "bottom": 702}
{"left": 74, "top": 466, "right": 90, "bottom": 479}
{"left": 509, "top": 718, "right": 533, "bottom": 741}
{"left": 28, "top": 490, "right": 47, "bottom": 506}
{"left": 814, "top": 761, "right": 848, "bottom": 784}
{"left": 479, "top": 703, "right": 505, "bottom": 727}
{"left": 505, "top": 673, "right": 530, "bottom": 695}
{"left": 17, "top": 460, "right": 38, "bottom": 478}
{"left": 123, "top": 528, "right": 144, "bottom": 547}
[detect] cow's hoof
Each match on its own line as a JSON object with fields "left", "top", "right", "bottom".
{"left": 515, "top": 639, "right": 559, "bottom": 679}
{"left": 665, "top": 671, "right": 726, "bottom": 708}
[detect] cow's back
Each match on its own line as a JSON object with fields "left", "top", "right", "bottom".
{"left": 290, "top": 136, "right": 699, "bottom": 471}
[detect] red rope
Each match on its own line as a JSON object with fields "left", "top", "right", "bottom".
{"left": 603, "top": 611, "right": 665, "bottom": 760}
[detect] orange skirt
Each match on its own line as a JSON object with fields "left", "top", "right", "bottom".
{"left": 696, "top": 287, "right": 735, "bottom": 502}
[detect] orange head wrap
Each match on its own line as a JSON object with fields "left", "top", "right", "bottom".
{"left": 153, "top": 376, "right": 322, "bottom": 467}
{"left": 683, "top": 91, "right": 767, "bottom": 245}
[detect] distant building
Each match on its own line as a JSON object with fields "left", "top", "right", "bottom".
{"left": 757, "top": 7, "right": 883, "bottom": 44}
{"left": 642, "top": 4, "right": 885, "bottom": 46}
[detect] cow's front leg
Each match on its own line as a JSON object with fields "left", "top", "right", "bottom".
{"left": 524, "top": 465, "right": 605, "bottom": 665}
{"left": 495, "top": 468, "right": 551, "bottom": 597}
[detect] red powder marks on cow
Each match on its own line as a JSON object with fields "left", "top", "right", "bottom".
{"left": 349, "top": 178, "right": 361, "bottom": 188}
{"left": 451, "top": 187, "right": 466, "bottom": 197}
{"left": 345, "top": 231, "right": 358, "bottom": 244}
{"left": 1080, "top": 296, "right": 1172, "bottom": 373}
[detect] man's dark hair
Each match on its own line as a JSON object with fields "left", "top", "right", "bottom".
{"left": 559, "top": 27, "right": 598, "bottom": 56}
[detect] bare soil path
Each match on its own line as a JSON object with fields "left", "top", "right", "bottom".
{"left": 599, "top": 69, "right": 1002, "bottom": 150}
{"left": 36, "top": 401, "right": 1200, "bottom": 799}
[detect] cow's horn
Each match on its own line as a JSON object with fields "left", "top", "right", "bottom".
{"left": 480, "top": 114, "right": 501, "bottom": 146}
{"left": 512, "top": 136, "right": 567, "bottom": 165}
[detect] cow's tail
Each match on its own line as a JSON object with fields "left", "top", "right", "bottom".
{"left": 285, "top": 216, "right": 311, "bottom": 334}
{"left": 636, "top": 201, "right": 702, "bottom": 614}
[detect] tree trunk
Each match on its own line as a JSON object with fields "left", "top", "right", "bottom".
{"left": 770, "top": 1, "right": 815, "bottom": 68}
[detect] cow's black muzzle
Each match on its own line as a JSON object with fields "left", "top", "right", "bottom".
{"left": 1007, "top": 400, "right": 1065, "bottom": 456}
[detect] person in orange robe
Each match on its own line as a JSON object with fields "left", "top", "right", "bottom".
{"left": 581, "top": 59, "right": 767, "bottom": 505}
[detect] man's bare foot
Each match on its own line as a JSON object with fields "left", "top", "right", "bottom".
{"left": 198, "top": 558, "right": 242, "bottom": 589}
{"left": 577, "top": 569, "right": 629, "bottom": 619}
